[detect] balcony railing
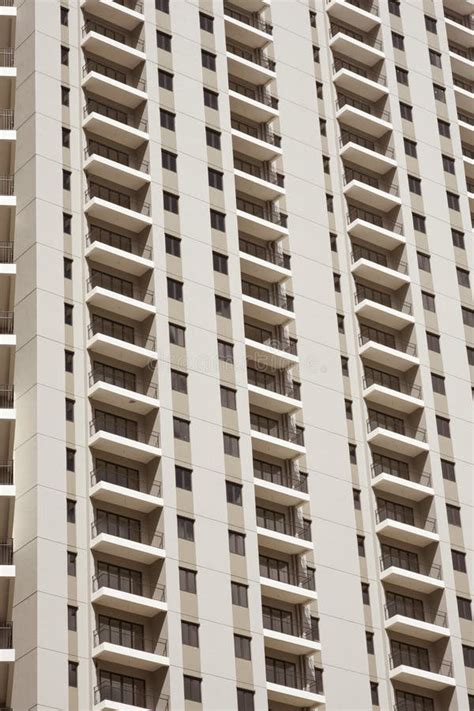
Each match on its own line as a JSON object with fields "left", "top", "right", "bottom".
{"left": 82, "top": 59, "right": 146, "bottom": 91}
{"left": 329, "top": 22, "right": 382, "bottom": 50}
{"left": 380, "top": 553, "right": 441, "bottom": 579}
{"left": 91, "top": 516, "right": 163, "bottom": 548}
{"left": 82, "top": 19, "right": 145, "bottom": 51}
{"left": 343, "top": 0, "right": 379, "bottom": 16}
{"left": 242, "top": 280, "right": 294, "bottom": 311}
{"left": 237, "top": 197, "right": 287, "bottom": 227}
{"left": 84, "top": 99, "right": 148, "bottom": 132}
{"left": 89, "top": 364, "right": 158, "bottom": 398}
{"left": 385, "top": 599, "right": 447, "bottom": 627}
{"left": 257, "top": 508, "right": 311, "bottom": 540}
{"left": 352, "top": 245, "right": 407, "bottom": 273}
{"left": 93, "top": 571, "right": 165, "bottom": 601}
{"left": 0, "top": 177, "right": 14, "bottom": 196}
{"left": 367, "top": 413, "right": 427, "bottom": 442}
{"left": 376, "top": 506, "right": 437, "bottom": 533}
{"left": 254, "top": 458, "right": 308, "bottom": 493}
{"left": 0, "top": 110, "right": 13, "bottom": 131}
{"left": 355, "top": 285, "right": 412, "bottom": 315}
{"left": 0, "top": 242, "right": 13, "bottom": 264}
{"left": 227, "top": 41, "right": 275, "bottom": 71}
{"left": 345, "top": 168, "right": 399, "bottom": 195}
{"left": 359, "top": 328, "right": 417, "bottom": 357}
{"left": 371, "top": 458, "right": 431, "bottom": 487}
{"left": 113, "top": 0, "right": 144, "bottom": 10}
{"left": 453, "top": 75, "right": 473, "bottom": 92}
{"left": 260, "top": 557, "right": 315, "bottom": 590}
{"left": 244, "top": 323, "right": 297, "bottom": 355}
{"left": 445, "top": 10, "right": 473, "bottom": 30}
{"left": 363, "top": 367, "right": 422, "bottom": 398}
{"left": 85, "top": 140, "right": 149, "bottom": 174}
{"left": 85, "top": 182, "right": 151, "bottom": 216}
{"left": 90, "top": 414, "right": 159, "bottom": 447}
{"left": 458, "top": 111, "right": 474, "bottom": 125}
{"left": 88, "top": 271, "right": 154, "bottom": 305}
{"left": 337, "top": 93, "right": 391, "bottom": 122}
{"left": 0, "top": 540, "right": 12, "bottom": 565}
{"left": 334, "top": 57, "right": 386, "bottom": 85}
{"left": 234, "top": 156, "right": 284, "bottom": 187}
{"left": 224, "top": 2, "right": 273, "bottom": 34}
{"left": 0, "top": 50, "right": 14, "bottom": 68}
{"left": 266, "top": 660, "right": 323, "bottom": 695}
{"left": 251, "top": 413, "right": 304, "bottom": 445}
{"left": 229, "top": 78, "right": 278, "bottom": 109}
{"left": 87, "top": 225, "right": 152, "bottom": 259}
{"left": 94, "top": 682, "right": 153, "bottom": 709}
{"left": 239, "top": 237, "right": 290, "bottom": 268}
{"left": 263, "top": 610, "right": 319, "bottom": 641}
{"left": 0, "top": 462, "right": 13, "bottom": 485}
{"left": 94, "top": 625, "right": 167, "bottom": 655}
{"left": 0, "top": 387, "right": 13, "bottom": 409}
{"left": 340, "top": 130, "right": 394, "bottom": 158}
{"left": 389, "top": 653, "right": 453, "bottom": 677}
{"left": 348, "top": 205, "right": 403, "bottom": 235}
{"left": 248, "top": 366, "right": 300, "bottom": 399}
{"left": 231, "top": 117, "right": 281, "bottom": 147}
{"left": 0, "top": 313, "right": 13, "bottom": 335}
{"left": 449, "top": 43, "right": 474, "bottom": 60}
{"left": 0, "top": 624, "right": 12, "bottom": 649}
{"left": 88, "top": 316, "right": 155, "bottom": 350}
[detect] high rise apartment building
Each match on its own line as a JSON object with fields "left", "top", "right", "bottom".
{"left": 0, "top": 0, "right": 472, "bottom": 709}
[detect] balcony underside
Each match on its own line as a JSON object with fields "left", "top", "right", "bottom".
{"left": 234, "top": 169, "right": 285, "bottom": 201}
{"left": 229, "top": 91, "right": 278, "bottom": 124}
{"left": 355, "top": 300, "right": 415, "bottom": 331}
{"left": 87, "top": 333, "right": 157, "bottom": 368}
{"left": 367, "top": 427, "right": 429, "bottom": 457}
{"left": 251, "top": 429, "right": 305, "bottom": 460}
{"left": 340, "top": 141, "right": 396, "bottom": 175}
{"left": 257, "top": 526, "right": 313, "bottom": 555}
{"left": 371, "top": 473, "right": 434, "bottom": 502}
{"left": 260, "top": 576, "right": 317, "bottom": 604}
{"left": 84, "top": 154, "right": 150, "bottom": 190}
{"left": 92, "top": 586, "right": 167, "bottom": 618}
{"left": 89, "top": 429, "right": 161, "bottom": 463}
{"left": 224, "top": 15, "right": 273, "bottom": 50}
{"left": 81, "top": 31, "right": 145, "bottom": 69}
{"left": 330, "top": 33, "right": 384, "bottom": 67}
{"left": 376, "top": 519, "right": 439, "bottom": 547}
{"left": 336, "top": 104, "right": 392, "bottom": 138}
{"left": 83, "top": 112, "right": 149, "bottom": 150}
{"left": 326, "top": 0, "right": 381, "bottom": 32}
{"left": 334, "top": 68, "right": 388, "bottom": 103}
{"left": 266, "top": 682, "right": 325, "bottom": 708}
{"left": 90, "top": 480, "right": 163, "bottom": 514}
{"left": 242, "top": 295, "right": 294, "bottom": 326}
{"left": 85, "top": 197, "right": 152, "bottom": 233}
{"left": 82, "top": 71, "right": 147, "bottom": 110}
{"left": 248, "top": 383, "right": 301, "bottom": 414}
{"left": 359, "top": 340, "right": 419, "bottom": 373}
{"left": 380, "top": 566, "right": 444, "bottom": 594}
{"left": 227, "top": 52, "right": 276, "bottom": 86}
{"left": 254, "top": 477, "right": 310, "bottom": 506}
{"left": 80, "top": 0, "right": 145, "bottom": 30}
{"left": 245, "top": 338, "right": 298, "bottom": 369}
{"left": 348, "top": 217, "right": 405, "bottom": 250}
{"left": 344, "top": 179, "right": 401, "bottom": 212}
{"left": 88, "top": 380, "right": 159, "bottom": 415}
{"left": 240, "top": 252, "right": 291, "bottom": 284}
{"left": 385, "top": 614, "right": 450, "bottom": 642}
{"left": 85, "top": 240, "right": 154, "bottom": 277}
{"left": 263, "top": 628, "right": 321, "bottom": 655}
{"left": 86, "top": 286, "right": 155, "bottom": 322}
{"left": 93, "top": 641, "right": 169, "bottom": 672}
{"left": 231, "top": 128, "right": 282, "bottom": 162}
{"left": 363, "top": 383, "right": 424, "bottom": 414}
{"left": 389, "top": 665, "right": 455, "bottom": 692}
{"left": 351, "top": 258, "right": 409, "bottom": 290}
{"left": 237, "top": 210, "right": 288, "bottom": 241}
{"left": 91, "top": 532, "right": 165, "bottom": 564}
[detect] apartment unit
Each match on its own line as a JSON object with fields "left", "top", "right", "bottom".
{"left": 0, "top": 0, "right": 471, "bottom": 709}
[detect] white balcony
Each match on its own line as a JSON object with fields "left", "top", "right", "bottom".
{"left": 330, "top": 32, "right": 384, "bottom": 67}
{"left": 81, "top": 0, "right": 144, "bottom": 30}
{"left": 363, "top": 383, "right": 424, "bottom": 415}
{"left": 86, "top": 286, "right": 155, "bottom": 322}
{"left": 367, "top": 425, "right": 429, "bottom": 458}
{"left": 0, "top": 648, "right": 14, "bottom": 663}
{"left": 94, "top": 700, "right": 149, "bottom": 711}
{"left": 224, "top": 12, "right": 273, "bottom": 50}
{"left": 89, "top": 380, "right": 158, "bottom": 416}
{"left": 449, "top": 49, "right": 473, "bottom": 79}
{"left": 344, "top": 178, "right": 401, "bottom": 212}
{"left": 242, "top": 294, "right": 294, "bottom": 326}
{"left": 89, "top": 429, "right": 161, "bottom": 464}
{"left": 90, "top": 479, "right": 163, "bottom": 514}
{"left": 229, "top": 88, "right": 278, "bottom": 124}
{"left": 93, "top": 640, "right": 169, "bottom": 672}
{"left": 454, "top": 81, "right": 473, "bottom": 113}
{"left": 87, "top": 332, "right": 156, "bottom": 368}
{"left": 254, "top": 476, "right": 309, "bottom": 507}
{"left": 326, "top": 0, "right": 380, "bottom": 33}
{"left": 0, "top": 4, "right": 15, "bottom": 16}
{"left": 251, "top": 429, "right": 305, "bottom": 460}
{"left": 260, "top": 576, "right": 317, "bottom": 604}
{"left": 266, "top": 681, "right": 325, "bottom": 708}
{"left": 385, "top": 614, "right": 450, "bottom": 643}
{"left": 336, "top": 103, "right": 392, "bottom": 139}
{"left": 340, "top": 140, "right": 396, "bottom": 175}
{"left": 380, "top": 566, "right": 444, "bottom": 594}
{"left": 333, "top": 67, "right": 388, "bottom": 103}
{"left": 231, "top": 125, "right": 282, "bottom": 162}
{"left": 458, "top": 113, "right": 474, "bottom": 145}
{"left": 351, "top": 258, "right": 409, "bottom": 290}
{"left": 226, "top": 49, "right": 275, "bottom": 86}
{"left": 355, "top": 298, "right": 414, "bottom": 331}
{"left": 85, "top": 240, "right": 153, "bottom": 277}
{"left": 92, "top": 585, "right": 167, "bottom": 618}
{"left": 245, "top": 336, "right": 298, "bottom": 369}
{"left": 239, "top": 251, "right": 291, "bottom": 284}
{"left": 389, "top": 663, "right": 455, "bottom": 692}
{"left": 445, "top": 16, "right": 474, "bottom": 47}
{"left": 234, "top": 168, "right": 285, "bottom": 201}
{"left": 263, "top": 628, "right": 321, "bottom": 656}
{"left": 371, "top": 472, "right": 434, "bottom": 502}
{"left": 359, "top": 339, "right": 419, "bottom": 373}
{"left": 91, "top": 532, "right": 165, "bottom": 565}
{"left": 82, "top": 29, "right": 145, "bottom": 69}
{"left": 237, "top": 207, "right": 288, "bottom": 241}
{"left": 82, "top": 69, "right": 147, "bottom": 110}
{"left": 84, "top": 153, "right": 150, "bottom": 191}
{"left": 248, "top": 383, "right": 301, "bottom": 415}
{"left": 83, "top": 111, "right": 149, "bottom": 150}
{"left": 348, "top": 216, "right": 405, "bottom": 250}
{"left": 257, "top": 526, "right": 313, "bottom": 555}
{"left": 84, "top": 195, "right": 152, "bottom": 233}
{"left": 376, "top": 518, "right": 439, "bottom": 548}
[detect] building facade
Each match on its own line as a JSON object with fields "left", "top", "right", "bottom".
{"left": 0, "top": 0, "right": 472, "bottom": 709}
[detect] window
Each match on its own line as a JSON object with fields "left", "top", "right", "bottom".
{"left": 65, "top": 398, "right": 75, "bottom": 422}
{"left": 370, "top": 682, "right": 379, "bottom": 706}
{"left": 156, "top": 0, "right": 169, "bottom": 11}
{"left": 206, "top": 127, "right": 221, "bottom": 149}
{"left": 208, "top": 168, "right": 223, "bottom": 190}
{"left": 409, "top": 176, "right": 422, "bottom": 195}
{"left": 234, "top": 635, "right": 251, "bottom": 660}
{"left": 400, "top": 102, "right": 413, "bottom": 121}
{"left": 176, "top": 465, "right": 192, "bottom": 491}
{"left": 442, "top": 155, "right": 455, "bottom": 174}
{"left": 210, "top": 209, "right": 225, "bottom": 231}
{"left": 213, "top": 251, "right": 228, "bottom": 274}
{"left": 63, "top": 169, "right": 71, "bottom": 190}
{"left": 357, "top": 536, "right": 365, "bottom": 557}
{"left": 353, "top": 489, "right": 361, "bottom": 510}
{"left": 62, "top": 127, "right": 70, "bottom": 147}
{"left": 309, "top": 10, "right": 317, "bottom": 27}
{"left": 412, "top": 213, "right": 426, "bottom": 232}
{"left": 396, "top": 66, "right": 408, "bottom": 85}
{"left": 452, "top": 229, "right": 465, "bottom": 249}
{"left": 184, "top": 676, "right": 202, "bottom": 702}
{"left": 426, "top": 331, "right": 440, "bottom": 353}
{"left": 436, "top": 416, "right": 450, "bottom": 437}
{"left": 226, "top": 481, "right": 242, "bottom": 506}
{"left": 169, "top": 322, "right": 185, "bottom": 346}
{"left": 231, "top": 582, "right": 248, "bottom": 607}
{"left": 237, "top": 689, "right": 255, "bottom": 711}
{"left": 66, "top": 448, "right": 75, "bottom": 472}
{"left": 431, "top": 373, "right": 445, "bottom": 394}
{"left": 167, "top": 278, "right": 183, "bottom": 301}
{"left": 229, "top": 530, "right": 245, "bottom": 556}
{"left": 441, "top": 459, "right": 456, "bottom": 481}
{"left": 216, "top": 295, "right": 231, "bottom": 318}
{"left": 429, "top": 49, "right": 442, "bottom": 68}
{"left": 160, "top": 109, "right": 175, "bottom": 131}
{"left": 433, "top": 84, "right": 446, "bottom": 102}
{"left": 171, "top": 370, "right": 188, "bottom": 393}
{"left": 446, "top": 504, "right": 461, "bottom": 526}
{"left": 323, "top": 156, "right": 330, "bottom": 174}
{"left": 221, "top": 386, "right": 237, "bottom": 410}
{"left": 337, "top": 314, "right": 345, "bottom": 333}
{"left": 316, "top": 81, "right": 323, "bottom": 99}
{"left": 67, "top": 551, "right": 77, "bottom": 576}
{"left": 162, "top": 149, "right": 177, "bottom": 172}
{"left": 61, "top": 45, "right": 69, "bottom": 66}
{"left": 63, "top": 257, "right": 72, "bottom": 279}
{"left": 389, "top": 0, "right": 400, "bottom": 15}
{"left": 464, "top": 646, "right": 474, "bottom": 668}
{"left": 165, "top": 233, "right": 181, "bottom": 257}
{"left": 333, "top": 273, "right": 341, "bottom": 292}
{"left": 362, "top": 583, "right": 370, "bottom": 605}
{"left": 313, "top": 45, "right": 320, "bottom": 62}
{"left": 63, "top": 212, "right": 72, "bottom": 234}
{"left": 468, "top": 347, "right": 474, "bottom": 366}
{"left": 417, "top": 252, "right": 430, "bottom": 272}
{"left": 404, "top": 139, "right": 417, "bottom": 158}
{"left": 446, "top": 192, "right": 460, "bottom": 212}
{"left": 224, "top": 433, "right": 239, "bottom": 457}
{"left": 202, "top": 50, "right": 216, "bottom": 71}
{"left": 425, "top": 15, "right": 437, "bottom": 33}
{"left": 319, "top": 119, "right": 327, "bottom": 136}
{"left": 366, "top": 632, "right": 374, "bottom": 654}
{"left": 67, "top": 499, "right": 76, "bottom": 524}
{"left": 158, "top": 69, "right": 173, "bottom": 91}
{"left": 163, "top": 191, "right": 179, "bottom": 214}
{"left": 61, "top": 86, "right": 70, "bottom": 106}
{"left": 61, "top": 6, "right": 69, "bottom": 25}
{"left": 330, "top": 232, "right": 337, "bottom": 252}
{"left": 65, "top": 350, "right": 74, "bottom": 373}
{"left": 469, "top": 695, "right": 474, "bottom": 711}
{"left": 345, "top": 399, "right": 352, "bottom": 419}
{"left": 68, "top": 605, "right": 77, "bottom": 631}
{"left": 457, "top": 597, "right": 472, "bottom": 620}
{"left": 392, "top": 32, "right": 405, "bottom": 50}
{"left": 326, "top": 194, "right": 334, "bottom": 213}
{"left": 341, "top": 356, "right": 349, "bottom": 376}
{"left": 68, "top": 661, "right": 78, "bottom": 688}
{"left": 438, "top": 119, "right": 450, "bottom": 137}
{"left": 218, "top": 340, "right": 233, "bottom": 363}
{"left": 177, "top": 515, "right": 194, "bottom": 541}
{"left": 452, "top": 549, "right": 467, "bottom": 572}
{"left": 204, "top": 88, "right": 218, "bottom": 109}
{"left": 180, "top": 567, "right": 197, "bottom": 593}
{"left": 174, "top": 417, "right": 190, "bottom": 441}
{"left": 200, "top": 11, "right": 214, "bottom": 33}
{"left": 462, "top": 308, "right": 474, "bottom": 327}
{"left": 157, "top": 30, "right": 171, "bottom": 51}
{"left": 349, "top": 444, "right": 357, "bottom": 464}
{"left": 182, "top": 621, "right": 199, "bottom": 647}
{"left": 457, "top": 268, "right": 470, "bottom": 287}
